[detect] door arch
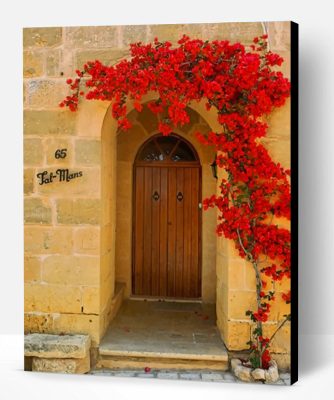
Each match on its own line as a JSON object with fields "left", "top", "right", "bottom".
{"left": 132, "top": 133, "right": 202, "bottom": 299}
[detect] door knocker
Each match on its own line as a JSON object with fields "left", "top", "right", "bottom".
{"left": 177, "top": 192, "right": 183, "bottom": 201}
{"left": 152, "top": 191, "right": 160, "bottom": 201}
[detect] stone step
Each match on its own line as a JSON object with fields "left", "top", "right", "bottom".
{"left": 96, "top": 349, "right": 228, "bottom": 371}
{"left": 24, "top": 333, "right": 91, "bottom": 359}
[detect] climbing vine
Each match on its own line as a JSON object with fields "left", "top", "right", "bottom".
{"left": 60, "top": 34, "right": 291, "bottom": 369}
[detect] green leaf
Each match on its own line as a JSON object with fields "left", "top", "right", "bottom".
{"left": 250, "top": 355, "right": 261, "bottom": 369}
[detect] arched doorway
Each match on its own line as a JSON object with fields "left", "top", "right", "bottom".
{"left": 132, "top": 133, "right": 202, "bottom": 299}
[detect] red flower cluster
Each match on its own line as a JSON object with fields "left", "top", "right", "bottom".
{"left": 253, "top": 303, "right": 270, "bottom": 323}
{"left": 282, "top": 291, "right": 291, "bottom": 303}
{"left": 261, "top": 349, "right": 271, "bottom": 369}
{"left": 60, "top": 34, "right": 291, "bottom": 368}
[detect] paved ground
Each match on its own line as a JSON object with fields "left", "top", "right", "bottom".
{"left": 95, "top": 300, "right": 290, "bottom": 385}
{"left": 89, "top": 368, "right": 291, "bottom": 385}
{"left": 99, "top": 300, "right": 227, "bottom": 359}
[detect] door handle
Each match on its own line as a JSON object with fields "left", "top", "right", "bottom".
{"left": 177, "top": 192, "right": 183, "bottom": 201}
{"left": 152, "top": 191, "right": 160, "bottom": 201}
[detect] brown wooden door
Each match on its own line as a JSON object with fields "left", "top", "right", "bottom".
{"left": 132, "top": 135, "right": 201, "bottom": 299}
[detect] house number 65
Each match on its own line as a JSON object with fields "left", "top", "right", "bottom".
{"left": 54, "top": 148, "right": 67, "bottom": 159}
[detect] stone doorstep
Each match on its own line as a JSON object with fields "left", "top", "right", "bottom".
{"left": 32, "top": 354, "right": 90, "bottom": 374}
{"left": 98, "top": 345, "right": 229, "bottom": 371}
{"left": 96, "top": 354, "right": 228, "bottom": 371}
{"left": 99, "top": 348, "right": 228, "bottom": 362}
{"left": 24, "top": 333, "right": 91, "bottom": 359}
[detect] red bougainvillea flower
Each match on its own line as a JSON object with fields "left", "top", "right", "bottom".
{"left": 262, "top": 349, "right": 271, "bottom": 369}
{"left": 60, "top": 35, "right": 291, "bottom": 369}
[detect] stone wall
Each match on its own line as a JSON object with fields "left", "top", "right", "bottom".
{"left": 24, "top": 21, "right": 291, "bottom": 361}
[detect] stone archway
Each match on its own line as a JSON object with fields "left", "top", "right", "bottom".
{"left": 95, "top": 94, "right": 237, "bottom": 347}
{"left": 86, "top": 93, "right": 265, "bottom": 358}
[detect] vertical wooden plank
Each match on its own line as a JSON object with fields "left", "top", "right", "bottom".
{"left": 175, "top": 168, "right": 184, "bottom": 297}
{"left": 167, "top": 167, "right": 177, "bottom": 297}
{"left": 183, "top": 168, "right": 192, "bottom": 297}
{"left": 143, "top": 167, "right": 152, "bottom": 295}
{"left": 190, "top": 168, "right": 200, "bottom": 298}
{"left": 134, "top": 167, "right": 144, "bottom": 295}
{"left": 159, "top": 167, "right": 168, "bottom": 296}
{"left": 151, "top": 167, "right": 160, "bottom": 296}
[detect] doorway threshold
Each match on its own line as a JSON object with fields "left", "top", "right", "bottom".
{"left": 129, "top": 295, "right": 202, "bottom": 303}
{"left": 96, "top": 299, "right": 228, "bottom": 371}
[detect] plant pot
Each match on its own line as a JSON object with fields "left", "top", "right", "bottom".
{"left": 231, "top": 358, "right": 279, "bottom": 383}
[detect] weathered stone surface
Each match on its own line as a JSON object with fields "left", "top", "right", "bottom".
{"left": 23, "top": 81, "right": 28, "bottom": 108}
{"left": 25, "top": 80, "right": 68, "bottom": 108}
{"left": 24, "top": 256, "right": 41, "bottom": 282}
{"left": 229, "top": 291, "right": 257, "bottom": 319}
{"left": 251, "top": 368, "right": 266, "bottom": 381}
{"left": 24, "top": 168, "right": 34, "bottom": 195}
{"left": 25, "top": 283, "right": 82, "bottom": 313}
{"left": 25, "top": 333, "right": 91, "bottom": 358}
{"left": 75, "top": 139, "right": 101, "bottom": 165}
{"left": 24, "top": 110, "right": 76, "bottom": 136}
{"left": 121, "top": 25, "right": 147, "bottom": 47}
{"left": 65, "top": 26, "right": 118, "bottom": 48}
{"left": 24, "top": 138, "right": 43, "bottom": 165}
{"left": 32, "top": 354, "right": 90, "bottom": 374}
{"left": 266, "top": 21, "right": 291, "bottom": 51}
{"left": 56, "top": 198, "right": 101, "bottom": 225}
{"left": 24, "top": 226, "right": 72, "bottom": 255}
{"left": 149, "top": 23, "right": 204, "bottom": 44}
{"left": 205, "top": 22, "right": 263, "bottom": 44}
{"left": 24, "top": 28, "right": 62, "bottom": 48}
{"left": 52, "top": 314, "right": 100, "bottom": 346}
{"left": 265, "top": 360, "right": 279, "bottom": 383}
{"left": 25, "top": 313, "right": 100, "bottom": 346}
{"left": 73, "top": 227, "right": 100, "bottom": 255}
{"left": 42, "top": 255, "right": 99, "bottom": 285}
{"left": 234, "top": 364, "right": 253, "bottom": 382}
{"left": 24, "top": 312, "right": 53, "bottom": 334}
{"left": 201, "top": 372, "right": 224, "bottom": 381}
{"left": 230, "top": 358, "right": 242, "bottom": 370}
{"left": 82, "top": 286, "right": 99, "bottom": 314}
{"left": 225, "top": 321, "right": 251, "bottom": 351}
{"left": 46, "top": 49, "right": 61, "bottom": 76}
{"left": 23, "top": 51, "right": 44, "bottom": 77}
{"left": 271, "top": 353, "right": 291, "bottom": 371}
{"left": 75, "top": 49, "right": 128, "bottom": 69}
{"left": 24, "top": 198, "right": 52, "bottom": 224}
{"left": 231, "top": 358, "right": 279, "bottom": 383}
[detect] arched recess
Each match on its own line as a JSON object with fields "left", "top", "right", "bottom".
{"left": 115, "top": 102, "right": 217, "bottom": 303}
{"left": 96, "top": 93, "right": 230, "bottom": 343}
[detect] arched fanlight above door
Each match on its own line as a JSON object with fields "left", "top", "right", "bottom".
{"left": 135, "top": 133, "right": 200, "bottom": 164}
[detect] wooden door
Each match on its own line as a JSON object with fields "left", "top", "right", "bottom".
{"left": 132, "top": 134, "right": 201, "bottom": 299}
